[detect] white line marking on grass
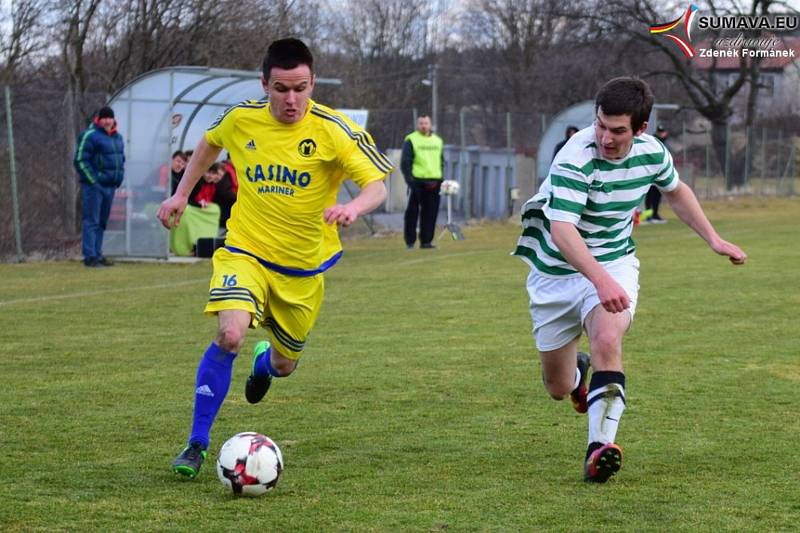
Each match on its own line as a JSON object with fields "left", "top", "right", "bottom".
{"left": 0, "top": 278, "right": 208, "bottom": 307}
{"left": 397, "top": 250, "right": 492, "bottom": 266}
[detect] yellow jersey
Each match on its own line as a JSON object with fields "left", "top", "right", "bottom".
{"left": 205, "top": 99, "right": 393, "bottom": 275}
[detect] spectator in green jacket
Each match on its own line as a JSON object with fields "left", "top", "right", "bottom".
{"left": 401, "top": 115, "right": 444, "bottom": 249}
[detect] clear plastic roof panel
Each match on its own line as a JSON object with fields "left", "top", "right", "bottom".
{"left": 103, "top": 67, "right": 267, "bottom": 258}
{"left": 538, "top": 102, "right": 661, "bottom": 182}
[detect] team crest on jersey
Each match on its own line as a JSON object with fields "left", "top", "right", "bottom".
{"left": 298, "top": 138, "right": 317, "bottom": 157}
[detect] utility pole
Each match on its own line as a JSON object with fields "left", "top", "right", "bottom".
{"left": 429, "top": 64, "right": 438, "bottom": 132}
{"left": 422, "top": 64, "right": 439, "bottom": 131}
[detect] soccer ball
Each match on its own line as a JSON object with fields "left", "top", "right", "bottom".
{"left": 440, "top": 179, "right": 460, "bottom": 196}
{"left": 216, "top": 432, "right": 283, "bottom": 496}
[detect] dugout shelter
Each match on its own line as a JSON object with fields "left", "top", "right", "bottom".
{"left": 102, "top": 66, "right": 342, "bottom": 259}
{"left": 538, "top": 101, "right": 671, "bottom": 183}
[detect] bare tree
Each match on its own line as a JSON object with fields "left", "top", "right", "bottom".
{"left": 0, "top": 0, "right": 47, "bottom": 83}
{"left": 78, "top": 0, "right": 324, "bottom": 92}
{"left": 571, "top": 0, "right": 793, "bottom": 187}
{"left": 326, "top": 0, "right": 433, "bottom": 108}
{"left": 59, "top": 0, "right": 101, "bottom": 102}
{"left": 52, "top": 0, "right": 101, "bottom": 231}
{"left": 459, "top": 0, "right": 571, "bottom": 111}
{"left": 333, "top": 0, "right": 432, "bottom": 60}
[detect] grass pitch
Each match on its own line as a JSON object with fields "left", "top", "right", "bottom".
{"left": 1, "top": 198, "right": 798, "bottom": 531}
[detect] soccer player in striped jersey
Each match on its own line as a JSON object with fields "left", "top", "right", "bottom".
{"left": 157, "top": 38, "right": 393, "bottom": 479}
{"left": 514, "top": 77, "right": 746, "bottom": 483}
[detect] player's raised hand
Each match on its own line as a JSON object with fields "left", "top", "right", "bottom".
{"left": 323, "top": 203, "right": 359, "bottom": 227}
{"left": 157, "top": 195, "right": 188, "bottom": 229}
{"left": 711, "top": 239, "right": 747, "bottom": 265}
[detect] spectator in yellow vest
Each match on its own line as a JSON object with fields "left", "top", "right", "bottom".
{"left": 401, "top": 115, "right": 444, "bottom": 249}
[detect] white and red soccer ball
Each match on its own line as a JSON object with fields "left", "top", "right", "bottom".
{"left": 440, "top": 179, "right": 460, "bottom": 196}
{"left": 216, "top": 432, "right": 283, "bottom": 496}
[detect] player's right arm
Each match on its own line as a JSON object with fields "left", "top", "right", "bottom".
{"left": 551, "top": 221, "right": 630, "bottom": 313}
{"left": 157, "top": 137, "right": 222, "bottom": 229}
{"left": 545, "top": 159, "right": 629, "bottom": 313}
{"left": 324, "top": 180, "right": 387, "bottom": 227}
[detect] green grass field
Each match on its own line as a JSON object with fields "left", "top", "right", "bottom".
{"left": 1, "top": 198, "right": 798, "bottom": 531}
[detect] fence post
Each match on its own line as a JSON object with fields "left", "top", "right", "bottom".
{"left": 705, "top": 135, "right": 710, "bottom": 198}
{"left": 776, "top": 136, "right": 793, "bottom": 197}
{"left": 761, "top": 127, "right": 767, "bottom": 194}
{"left": 724, "top": 121, "right": 732, "bottom": 190}
{"left": 744, "top": 126, "right": 751, "bottom": 190}
{"left": 506, "top": 112, "right": 513, "bottom": 217}
{"left": 460, "top": 108, "right": 469, "bottom": 218}
{"left": 682, "top": 120, "right": 692, "bottom": 190}
{"left": 5, "top": 86, "right": 23, "bottom": 261}
{"left": 789, "top": 142, "right": 796, "bottom": 197}
{"left": 64, "top": 90, "right": 78, "bottom": 233}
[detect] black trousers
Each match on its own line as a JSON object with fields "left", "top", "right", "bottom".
{"left": 645, "top": 186, "right": 662, "bottom": 217}
{"left": 404, "top": 180, "right": 441, "bottom": 246}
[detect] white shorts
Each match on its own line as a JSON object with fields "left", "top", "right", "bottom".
{"left": 526, "top": 254, "right": 640, "bottom": 351}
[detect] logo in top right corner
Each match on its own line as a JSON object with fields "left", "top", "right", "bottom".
{"left": 650, "top": 5, "right": 699, "bottom": 59}
{"left": 649, "top": 6, "right": 799, "bottom": 61}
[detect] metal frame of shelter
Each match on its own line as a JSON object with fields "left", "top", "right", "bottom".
{"left": 538, "top": 101, "right": 678, "bottom": 181}
{"left": 103, "top": 66, "right": 341, "bottom": 259}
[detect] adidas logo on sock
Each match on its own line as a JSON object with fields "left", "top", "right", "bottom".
{"left": 195, "top": 384, "right": 214, "bottom": 397}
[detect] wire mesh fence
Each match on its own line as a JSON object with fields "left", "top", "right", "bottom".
{"left": 367, "top": 108, "right": 549, "bottom": 155}
{"left": 0, "top": 85, "right": 797, "bottom": 260}
{"left": 0, "top": 86, "right": 106, "bottom": 260}
{"left": 674, "top": 125, "right": 797, "bottom": 198}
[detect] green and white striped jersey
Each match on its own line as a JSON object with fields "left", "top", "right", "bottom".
{"left": 514, "top": 126, "right": 680, "bottom": 276}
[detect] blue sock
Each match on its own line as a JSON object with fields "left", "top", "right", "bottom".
{"left": 254, "top": 344, "right": 283, "bottom": 378}
{"left": 188, "top": 343, "right": 237, "bottom": 448}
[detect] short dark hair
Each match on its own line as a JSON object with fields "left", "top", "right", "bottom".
{"left": 566, "top": 125, "right": 579, "bottom": 136}
{"left": 172, "top": 150, "right": 186, "bottom": 160}
{"left": 595, "top": 77, "right": 654, "bottom": 132}
{"left": 262, "top": 38, "right": 314, "bottom": 79}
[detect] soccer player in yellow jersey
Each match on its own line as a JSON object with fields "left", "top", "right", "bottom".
{"left": 157, "top": 38, "right": 393, "bottom": 479}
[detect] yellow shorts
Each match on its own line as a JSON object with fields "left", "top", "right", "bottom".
{"left": 204, "top": 247, "right": 324, "bottom": 360}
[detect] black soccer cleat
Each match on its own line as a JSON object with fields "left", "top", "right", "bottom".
{"left": 570, "top": 352, "right": 591, "bottom": 414}
{"left": 584, "top": 442, "right": 623, "bottom": 483}
{"left": 172, "top": 442, "right": 207, "bottom": 479}
{"left": 245, "top": 340, "right": 273, "bottom": 404}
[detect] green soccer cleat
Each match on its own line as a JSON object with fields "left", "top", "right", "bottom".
{"left": 245, "top": 340, "right": 273, "bottom": 404}
{"left": 172, "top": 442, "right": 207, "bottom": 479}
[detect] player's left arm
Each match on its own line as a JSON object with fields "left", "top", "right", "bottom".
{"left": 663, "top": 182, "right": 747, "bottom": 265}
{"left": 324, "top": 180, "right": 387, "bottom": 227}
{"left": 326, "top": 122, "right": 393, "bottom": 226}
